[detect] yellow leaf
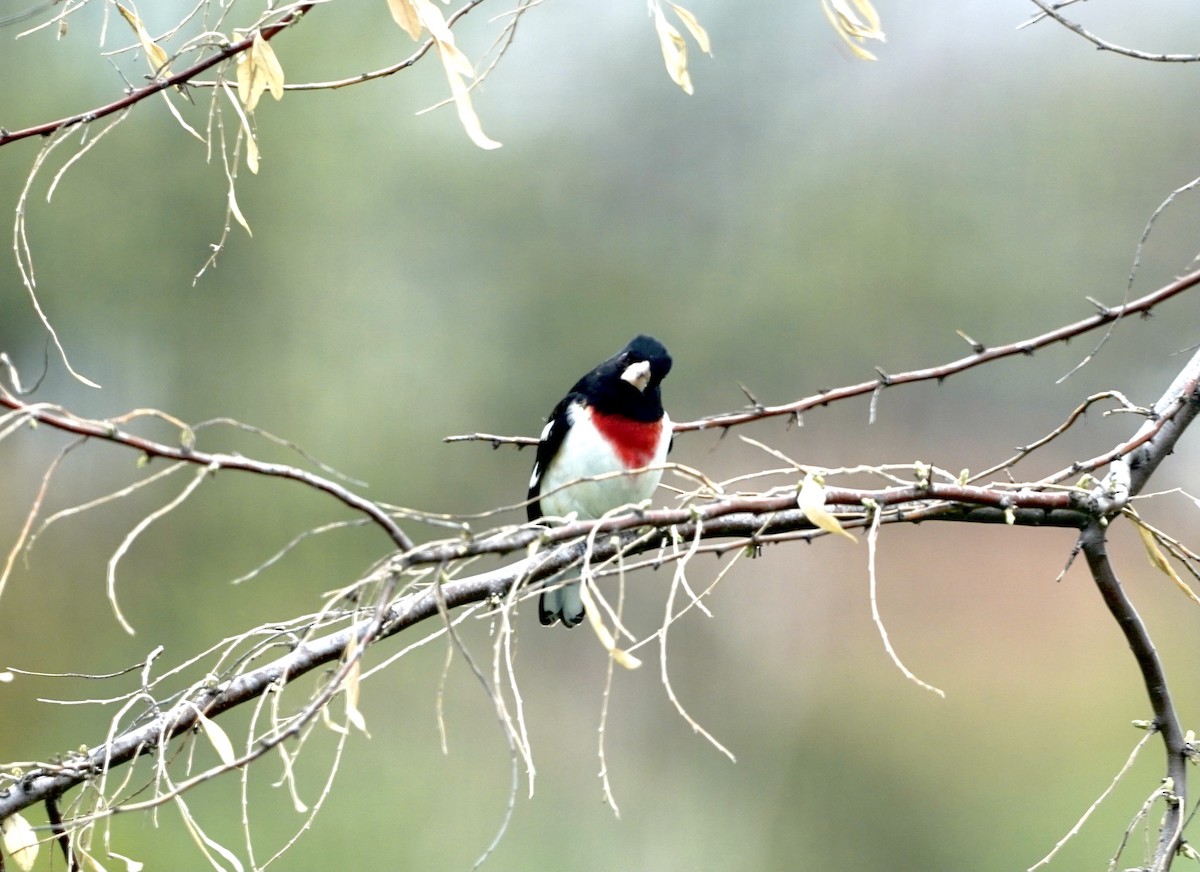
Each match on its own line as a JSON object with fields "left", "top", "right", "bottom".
{"left": 223, "top": 82, "right": 261, "bottom": 175}
{"left": 387, "top": 0, "right": 423, "bottom": 40}
{"left": 343, "top": 646, "right": 370, "bottom": 735}
{"left": 1, "top": 812, "right": 39, "bottom": 872}
{"left": 1134, "top": 519, "right": 1200, "bottom": 606}
{"left": 107, "top": 850, "right": 145, "bottom": 872}
{"left": 254, "top": 34, "right": 285, "bottom": 102}
{"left": 412, "top": 0, "right": 454, "bottom": 45}
{"left": 196, "top": 712, "right": 237, "bottom": 766}
{"left": 437, "top": 47, "right": 502, "bottom": 150}
{"left": 797, "top": 473, "right": 858, "bottom": 542}
{"left": 244, "top": 129, "right": 260, "bottom": 174}
{"left": 651, "top": 1, "right": 692, "bottom": 95}
{"left": 235, "top": 50, "right": 262, "bottom": 112}
{"left": 411, "top": 0, "right": 501, "bottom": 149}
{"left": 228, "top": 177, "right": 252, "bottom": 234}
{"left": 236, "top": 33, "right": 285, "bottom": 112}
{"left": 579, "top": 581, "right": 642, "bottom": 669}
{"left": 668, "top": 3, "right": 711, "bottom": 55}
{"left": 116, "top": 4, "right": 170, "bottom": 76}
{"left": 821, "top": 0, "right": 886, "bottom": 61}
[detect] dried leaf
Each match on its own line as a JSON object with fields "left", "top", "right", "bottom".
{"left": 1134, "top": 520, "right": 1200, "bottom": 606}
{"left": 228, "top": 181, "right": 252, "bottom": 234}
{"left": 236, "top": 32, "right": 285, "bottom": 112}
{"left": 438, "top": 49, "right": 502, "bottom": 149}
{"left": 222, "top": 82, "right": 261, "bottom": 176}
{"left": 253, "top": 34, "right": 285, "bottom": 102}
{"left": 797, "top": 473, "right": 858, "bottom": 542}
{"left": 387, "top": 0, "right": 423, "bottom": 40}
{"left": 343, "top": 646, "right": 370, "bottom": 735}
{"left": 668, "top": 3, "right": 711, "bottom": 54}
{"left": 196, "top": 712, "right": 237, "bottom": 766}
{"left": 107, "top": 850, "right": 145, "bottom": 872}
{"left": 321, "top": 703, "right": 349, "bottom": 735}
{"left": 651, "top": 0, "right": 692, "bottom": 94}
{"left": 116, "top": 4, "right": 170, "bottom": 76}
{"left": 821, "top": 0, "right": 886, "bottom": 61}
{"left": 579, "top": 582, "right": 642, "bottom": 669}
{"left": 1, "top": 812, "right": 39, "bottom": 872}
{"left": 411, "top": 0, "right": 501, "bottom": 149}
{"left": 412, "top": 0, "right": 458, "bottom": 54}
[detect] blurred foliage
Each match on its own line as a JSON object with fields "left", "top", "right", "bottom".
{"left": 2, "top": 2, "right": 1200, "bottom": 870}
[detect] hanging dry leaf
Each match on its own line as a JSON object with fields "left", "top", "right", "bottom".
{"left": 797, "top": 473, "right": 858, "bottom": 542}
{"left": 1, "top": 812, "right": 39, "bottom": 872}
{"left": 223, "top": 82, "right": 261, "bottom": 176}
{"left": 343, "top": 644, "right": 370, "bottom": 735}
{"left": 236, "top": 32, "right": 286, "bottom": 112}
{"left": 1133, "top": 517, "right": 1200, "bottom": 606}
{"left": 254, "top": 36, "right": 285, "bottom": 101}
{"left": 579, "top": 581, "right": 642, "bottom": 669}
{"left": 196, "top": 711, "right": 237, "bottom": 767}
{"left": 387, "top": 0, "right": 423, "bottom": 40}
{"left": 108, "top": 849, "right": 146, "bottom": 872}
{"left": 116, "top": 4, "right": 170, "bottom": 76}
{"left": 821, "top": 0, "right": 886, "bottom": 61}
{"left": 227, "top": 179, "right": 252, "bottom": 234}
{"left": 651, "top": 0, "right": 692, "bottom": 95}
{"left": 412, "top": 0, "right": 501, "bottom": 149}
{"left": 668, "top": 2, "right": 711, "bottom": 54}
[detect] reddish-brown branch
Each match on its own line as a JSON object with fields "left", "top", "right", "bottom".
{"left": 1081, "top": 523, "right": 1190, "bottom": 871}
{"left": 0, "top": 391, "right": 414, "bottom": 551}
{"left": 447, "top": 267, "right": 1200, "bottom": 448}
{"left": 673, "top": 266, "right": 1200, "bottom": 433}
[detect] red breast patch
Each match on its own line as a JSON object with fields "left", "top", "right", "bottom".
{"left": 590, "top": 412, "right": 663, "bottom": 469}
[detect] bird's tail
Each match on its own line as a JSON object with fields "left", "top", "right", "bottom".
{"left": 539, "top": 579, "right": 585, "bottom": 627}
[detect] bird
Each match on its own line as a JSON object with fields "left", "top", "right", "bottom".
{"left": 527, "top": 335, "right": 673, "bottom": 627}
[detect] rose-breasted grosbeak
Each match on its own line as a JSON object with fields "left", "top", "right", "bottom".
{"left": 528, "top": 335, "right": 673, "bottom": 627}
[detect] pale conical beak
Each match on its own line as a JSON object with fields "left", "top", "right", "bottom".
{"left": 620, "top": 360, "right": 652, "bottom": 391}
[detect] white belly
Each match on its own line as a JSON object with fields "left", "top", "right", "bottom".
{"left": 539, "top": 405, "right": 670, "bottom": 520}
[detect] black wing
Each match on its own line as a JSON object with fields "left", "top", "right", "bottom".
{"left": 526, "top": 394, "right": 578, "bottom": 522}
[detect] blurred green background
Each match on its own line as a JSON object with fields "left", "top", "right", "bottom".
{"left": 2, "top": 1, "right": 1200, "bottom": 869}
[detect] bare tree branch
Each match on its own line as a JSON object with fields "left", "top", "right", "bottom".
{"left": 0, "top": 387, "right": 414, "bottom": 551}
{"left": 2, "top": 277, "right": 1199, "bottom": 866}
{"left": 0, "top": 3, "right": 317, "bottom": 149}
{"left": 3, "top": 343, "right": 1198, "bottom": 825}
{"left": 448, "top": 266, "right": 1200, "bottom": 444}
{"left": 1081, "top": 523, "right": 1190, "bottom": 871}
{"left": 1023, "top": 0, "right": 1200, "bottom": 63}
{"left": 1067, "top": 346, "right": 1200, "bottom": 872}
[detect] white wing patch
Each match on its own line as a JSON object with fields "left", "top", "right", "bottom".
{"left": 529, "top": 417, "right": 560, "bottom": 489}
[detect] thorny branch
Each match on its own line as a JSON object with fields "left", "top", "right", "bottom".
{"left": 1, "top": 284, "right": 1199, "bottom": 872}
{"left": 1022, "top": 0, "right": 1200, "bottom": 64}
{"left": 447, "top": 264, "right": 1200, "bottom": 445}
{"left": 1081, "top": 524, "right": 1191, "bottom": 872}
{"left": 1071, "top": 342, "right": 1200, "bottom": 872}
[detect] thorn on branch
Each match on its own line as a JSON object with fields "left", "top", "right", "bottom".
{"left": 737, "top": 382, "right": 764, "bottom": 412}
{"left": 874, "top": 367, "right": 892, "bottom": 386}
{"left": 1086, "top": 296, "right": 1112, "bottom": 317}
{"left": 956, "top": 329, "right": 986, "bottom": 354}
